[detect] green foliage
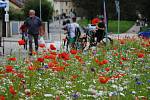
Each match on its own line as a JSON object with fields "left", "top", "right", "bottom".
{"left": 78, "top": 19, "right": 90, "bottom": 27}
{"left": 73, "top": 0, "right": 150, "bottom": 20}
{"left": 9, "top": 7, "right": 25, "bottom": 21}
{"left": 23, "top": 0, "right": 53, "bottom": 21}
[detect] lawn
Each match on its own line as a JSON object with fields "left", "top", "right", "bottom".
{"left": 0, "top": 37, "right": 150, "bottom": 99}
{"left": 78, "top": 19, "right": 135, "bottom": 33}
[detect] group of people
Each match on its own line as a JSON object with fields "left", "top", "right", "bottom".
{"left": 20, "top": 9, "right": 106, "bottom": 55}
{"left": 62, "top": 15, "right": 106, "bottom": 50}
{"left": 20, "top": 9, "right": 44, "bottom": 56}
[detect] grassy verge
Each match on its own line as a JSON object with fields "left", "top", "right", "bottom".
{"left": 78, "top": 19, "right": 135, "bottom": 33}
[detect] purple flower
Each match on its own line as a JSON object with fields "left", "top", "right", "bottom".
{"left": 136, "top": 81, "right": 142, "bottom": 85}
{"left": 43, "top": 65, "right": 49, "bottom": 69}
{"left": 147, "top": 80, "right": 150, "bottom": 83}
{"left": 72, "top": 92, "right": 79, "bottom": 99}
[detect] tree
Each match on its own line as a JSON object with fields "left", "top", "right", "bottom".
{"left": 23, "top": 0, "right": 53, "bottom": 21}
{"left": 73, "top": 0, "right": 150, "bottom": 21}
{"left": 9, "top": 6, "right": 25, "bottom": 20}
{"left": 73, "top": 0, "right": 102, "bottom": 19}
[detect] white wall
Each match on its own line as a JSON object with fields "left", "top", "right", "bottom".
{"left": 47, "top": 0, "right": 76, "bottom": 18}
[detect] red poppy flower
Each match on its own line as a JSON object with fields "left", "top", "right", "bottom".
{"left": 52, "top": 66, "right": 64, "bottom": 72}
{"left": 48, "top": 62, "right": 55, "bottom": 68}
{"left": 8, "top": 57, "right": 17, "bottom": 61}
{"left": 99, "top": 61, "right": 104, "bottom": 66}
{"left": 98, "top": 76, "right": 110, "bottom": 84}
{"left": 50, "top": 44, "right": 56, "bottom": 50}
{"left": 75, "top": 55, "right": 80, "bottom": 60}
{"left": 113, "top": 47, "right": 118, "bottom": 50}
{"left": 137, "top": 53, "right": 145, "bottom": 58}
{"left": 121, "top": 57, "right": 128, "bottom": 61}
{"left": 59, "top": 52, "right": 70, "bottom": 60}
{"left": 28, "top": 66, "right": 34, "bottom": 70}
{"left": 92, "top": 18, "right": 100, "bottom": 25}
{"left": 43, "top": 55, "right": 50, "bottom": 59}
{"left": 9, "top": 85, "right": 16, "bottom": 95}
{"left": 63, "top": 62, "right": 70, "bottom": 66}
{"left": 49, "top": 54, "right": 56, "bottom": 60}
{"left": 37, "top": 57, "right": 44, "bottom": 62}
{"left": 18, "top": 39, "right": 25, "bottom": 45}
{"left": 5, "top": 65, "right": 13, "bottom": 73}
{"left": 120, "top": 61, "right": 123, "bottom": 64}
{"left": 39, "top": 44, "right": 45, "bottom": 48}
{"left": 102, "top": 60, "right": 109, "bottom": 64}
{"left": 70, "top": 49, "right": 77, "bottom": 54}
{"left": 112, "top": 73, "right": 126, "bottom": 79}
{"left": 120, "top": 40, "right": 125, "bottom": 44}
{"left": 32, "top": 51, "right": 37, "bottom": 55}
{"left": 16, "top": 73, "right": 24, "bottom": 78}
{"left": 105, "top": 67, "right": 110, "bottom": 72}
{"left": 0, "top": 95, "right": 5, "bottom": 100}
{"left": 71, "top": 75, "right": 78, "bottom": 80}
{"left": 50, "top": 52, "right": 57, "bottom": 55}
{"left": 94, "top": 58, "right": 99, "bottom": 64}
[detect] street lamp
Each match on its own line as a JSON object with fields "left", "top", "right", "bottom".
{"left": 40, "top": 0, "right": 41, "bottom": 20}
{"left": 115, "top": 0, "right": 120, "bottom": 34}
{"left": 103, "top": 0, "right": 108, "bottom": 44}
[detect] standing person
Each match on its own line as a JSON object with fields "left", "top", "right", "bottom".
{"left": 24, "top": 10, "right": 43, "bottom": 56}
{"left": 20, "top": 23, "right": 28, "bottom": 50}
{"left": 96, "top": 15, "right": 105, "bottom": 45}
{"left": 68, "top": 17, "right": 81, "bottom": 49}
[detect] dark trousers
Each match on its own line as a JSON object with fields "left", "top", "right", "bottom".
{"left": 96, "top": 30, "right": 105, "bottom": 43}
{"left": 28, "top": 34, "right": 39, "bottom": 53}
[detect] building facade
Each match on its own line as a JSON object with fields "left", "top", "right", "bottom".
{"left": 48, "top": 0, "right": 76, "bottom": 19}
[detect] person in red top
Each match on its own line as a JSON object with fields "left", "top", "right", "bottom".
{"left": 20, "top": 24, "right": 28, "bottom": 50}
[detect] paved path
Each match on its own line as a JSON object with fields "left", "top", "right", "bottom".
{"left": 127, "top": 24, "right": 141, "bottom": 33}
{"left": 0, "top": 20, "right": 138, "bottom": 58}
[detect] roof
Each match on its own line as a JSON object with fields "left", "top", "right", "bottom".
{"left": 10, "top": 0, "right": 26, "bottom": 8}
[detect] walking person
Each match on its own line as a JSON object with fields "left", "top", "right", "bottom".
{"left": 24, "top": 10, "right": 44, "bottom": 56}
{"left": 20, "top": 23, "right": 28, "bottom": 50}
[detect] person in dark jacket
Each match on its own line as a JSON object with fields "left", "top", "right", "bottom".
{"left": 24, "top": 9, "right": 44, "bottom": 55}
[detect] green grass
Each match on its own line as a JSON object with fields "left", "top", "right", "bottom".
{"left": 78, "top": 19, "right": 135, "bottom": 33}
{"left": 108, "top": 20, "right": 135, "bottom": 33}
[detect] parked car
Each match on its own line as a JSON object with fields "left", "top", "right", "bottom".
{"left": 138, "top": 28, "right": 150, "bottom": 38}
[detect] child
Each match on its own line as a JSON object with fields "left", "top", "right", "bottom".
{"left": 20, "top": 24, "right": 28, "bottom": 50}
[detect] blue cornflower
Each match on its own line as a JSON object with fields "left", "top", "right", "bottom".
{"left": 72, "top": 93, "right": 79, "bottom": 99}
{"left": 147, "top": 80, "right": 150, "bottom": 83}
{"left": 136, "top": 81, "right": 142, "bottom": 85}
{"left": 44, "top": 65, "right": 49, "bottom": 69}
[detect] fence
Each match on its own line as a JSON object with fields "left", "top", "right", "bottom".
{"left": 9, "top": 21, "right": 49, "bottom": 39}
